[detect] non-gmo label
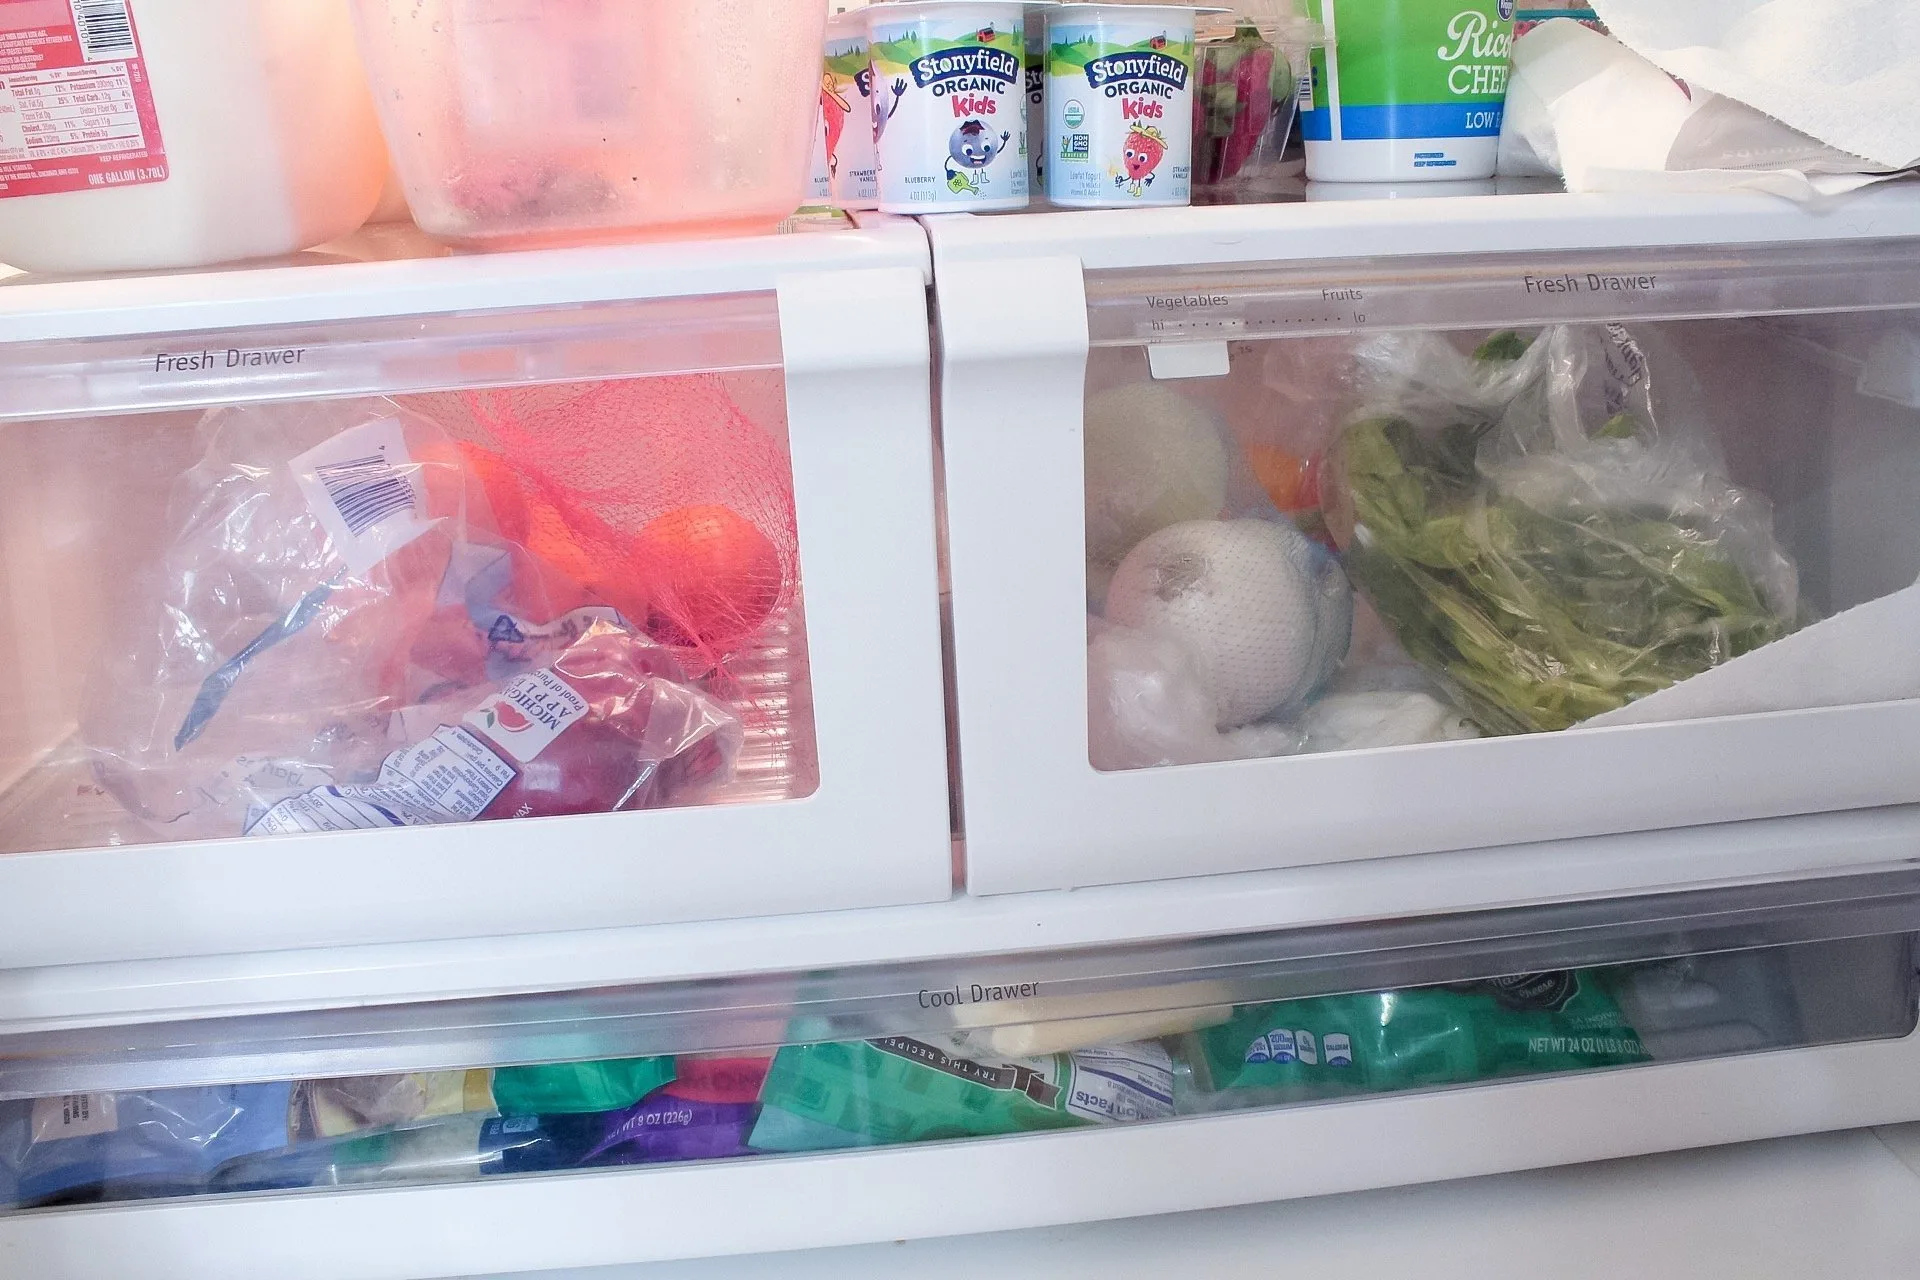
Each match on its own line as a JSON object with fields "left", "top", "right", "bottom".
{"left": 1046, "top": 14, "right": 1195, "bottom": 207}
{"left": 870, "top": 8, "right": 1028, "bottom": 212}
{"left": 0, "top": 0, "right": 167, "bottom": 198}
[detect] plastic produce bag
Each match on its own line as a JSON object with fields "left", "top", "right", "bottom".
{"left": 749, "top": 1035, "right": 1174, "bottom": 1153}
{"left": 244, "top": 621, "right": 741, "bottom": 835}
{"left": 292, "top": 1072, "right": 493, "bottom": 1141}
{"left": 210, "top": 1090, "right": 758, "bottom": 1193}
{"left": 0, "top": 1084, "right": 293, "bottom": 1208}
{"left": 1088, "top": 617, "right": 1306, "bottom": 769}
{"left": 1179, "top": 970, "right": 1647, "bottom": 1111}
{"left": 1324, "top": 324, "right": 1801, "bottom": 734}
{"left": 83, "top": 397, "right": 744, "bottom": 841}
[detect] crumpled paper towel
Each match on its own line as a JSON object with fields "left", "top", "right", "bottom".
{"left": 1500, "top": 10, "right": 1918, "bottom": 199}
{"left": 1592, "top": 0, "right": 1920, "bottom": 171}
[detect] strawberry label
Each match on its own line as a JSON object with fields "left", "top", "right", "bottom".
{"left": 465, "top": 667, "right": 588, "bottom": 764}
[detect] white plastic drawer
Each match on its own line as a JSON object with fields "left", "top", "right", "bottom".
{"left": 0, "top": 224, "right": 953, "bottom": 967}
{"left": 0, "top": 871, "right": 1913, "bottom": 1278}
{"left": 931, "top": 194, "right": 1920, "bottom": 896}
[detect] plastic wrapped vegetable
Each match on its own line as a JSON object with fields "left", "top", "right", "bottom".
{"left": 1192, "top": 22, "right": 1296, "bottom": 191}
{"left": 1324, "top": 325, "right": 1801, "bottom": 734}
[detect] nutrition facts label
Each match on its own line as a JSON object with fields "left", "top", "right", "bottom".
{"left": 0, "top": 63, "right": 145, "bottom": 157}
{"left": 0, "top": 1, "right": 167, "bottom": 197}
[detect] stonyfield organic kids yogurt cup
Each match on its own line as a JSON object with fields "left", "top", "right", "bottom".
{"left": 1025, "top": 6, "right": 1048, "bottom": 198}
{"left": 824, "top": 10, "right": 881, "bottom": 207}
{"left": 1045, "top": 6, "right": 1203, "bottom": 208}
{"left": 868, "top": 0, "right": 1030, "bottom": 212}
{"left": 1301, "top": 0, "right": 1515, "bottom": 182}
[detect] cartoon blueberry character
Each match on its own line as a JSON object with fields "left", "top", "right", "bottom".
{"left": 1116, "top": 123, "right": 1167, "bottom": 197}
{"left": 945, "top": 119, "right": 1010, "bottom": 194}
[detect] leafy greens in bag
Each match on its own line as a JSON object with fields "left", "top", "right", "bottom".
{"left": 1325, "top": 325, "right": 1800, "bottom": 734}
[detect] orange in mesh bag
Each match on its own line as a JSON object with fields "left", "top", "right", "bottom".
{"left": 82, "top": 387, "right": 774, "bottom": 844}
{"left": 412, "top": 375, "right": 800, "bottom": 671}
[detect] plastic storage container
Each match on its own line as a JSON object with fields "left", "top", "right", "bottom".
{"left": 0, "top": 0, "right": 388, "bottom": 274}
{"left": 1190, "top": 5, "right": 1317, "bottom": 204}
{"left": 349, "top": 0, "right": 828, "bottom": 249}
{"left": 1301, "top": 0, "right": 1513, "bottom": 183}
{"left": 932, "top": 189, "right": 1920, "bottom": 898}
{"left": 0, "top": 220, "right": 953, "bottom": 969}
{"left": 0, "top": 869, "right": 1915, "bottom": 1278}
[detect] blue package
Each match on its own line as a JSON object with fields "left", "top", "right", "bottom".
{"left": 0, "top": 1083, "right": 293, "bottom": 1208}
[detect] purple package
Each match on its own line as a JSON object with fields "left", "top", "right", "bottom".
{"left": 578, "top": 1094, "right": 758, "bottom": 1166}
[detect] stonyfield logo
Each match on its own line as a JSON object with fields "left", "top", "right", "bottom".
{"left": 910, "top": 45, "right": 1020, "bottom": 91}
{"left": 1085, "top": 50, "right": 1189, "bottom": 93}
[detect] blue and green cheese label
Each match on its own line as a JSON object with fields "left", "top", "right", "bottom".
{"left": 1302, "top": 0, "right": 1514, "bottom": 143}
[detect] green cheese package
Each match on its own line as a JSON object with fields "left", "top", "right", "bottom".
{"left": 748, "top": 1035, "right": 1175, "bottom": 1153}
{"left": 1180, "top": 970, "right": 1649, "bottom": 1108}
{"left": 1325, "top": 324, "right": 1801, "bottom": 734}
{"left": 489, "top": 1058, "right": 675, "bottom": 1116}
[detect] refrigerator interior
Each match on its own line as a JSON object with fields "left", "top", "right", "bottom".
{"left": 1, "top": 190, "right": 1920, "bottom": 1278}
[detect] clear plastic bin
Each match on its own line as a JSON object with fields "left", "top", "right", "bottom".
{"left": 349, "top": 0, "right": 829, "bottom": 248}
{"left": 1190, "top": 5, "right": 1318, "bottom": 205}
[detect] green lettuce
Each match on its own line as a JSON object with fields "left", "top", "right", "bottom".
{"left": 1334, "top": 335, "right": 1792, "bottom": 735}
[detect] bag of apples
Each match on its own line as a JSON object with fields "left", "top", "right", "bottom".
{"left": 84, "top": 387, "right": 759, "bottom": 845}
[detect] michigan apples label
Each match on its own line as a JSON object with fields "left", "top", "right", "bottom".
{"left": 1046, "top": 10, "right": 1196, "bottom": 207}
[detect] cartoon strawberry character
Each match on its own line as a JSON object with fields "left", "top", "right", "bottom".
{"left": 819, "top": 72, "right": 852, "bottom": 177}
{"left": 1117, "top": 123, "right": 1168, "bottom": 197}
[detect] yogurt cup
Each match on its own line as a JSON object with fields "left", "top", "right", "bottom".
{"left": 1045, "top": 5, "right": 1204, "bottom": 208}
{"left": 824, "top": 10, "right": 881, "bottom": 207}
{"left": 867, "top": 0, "right": 1030, "bottom": 213}
{"left": 1024, "top": 5, "right": 1049, "bottom": 199}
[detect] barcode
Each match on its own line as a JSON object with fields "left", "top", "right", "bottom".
{"left": 71, "top": 0, "right": 135, "bottom": 62}
{"left": 314, "top": 453, "right": 415, "bottom": 537}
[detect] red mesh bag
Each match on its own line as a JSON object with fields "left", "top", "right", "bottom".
{"left": 408, "top": 375, "right": 802, "bottom": 672}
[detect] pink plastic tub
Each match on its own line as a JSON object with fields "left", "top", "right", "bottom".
{"left": 350, "top": 0, "right": 828, "bottom": 248}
